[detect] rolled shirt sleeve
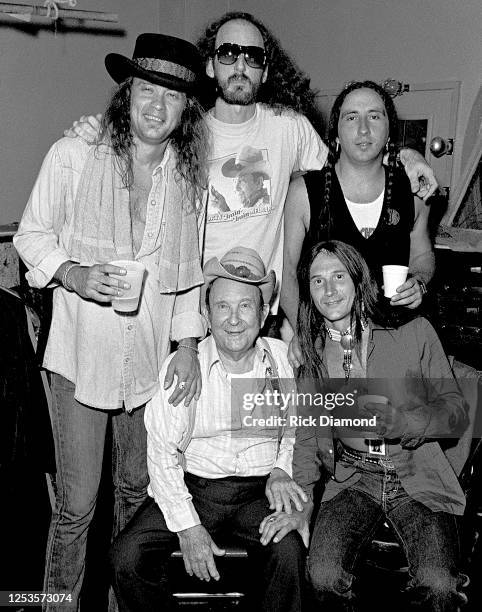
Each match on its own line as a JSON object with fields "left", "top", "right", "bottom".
{"left": 273, "top": 434, "right": 294, "bottom": 477}
{"left": 171, "top": 285, "right": 207, "bottom": 342}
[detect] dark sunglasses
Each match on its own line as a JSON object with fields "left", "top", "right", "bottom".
{"left": 214, "top": 43, "right": 267, "bottom": 69}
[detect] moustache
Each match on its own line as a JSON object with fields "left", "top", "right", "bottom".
{"left": 228, "top": 74, "right": 251, "bottom": 85}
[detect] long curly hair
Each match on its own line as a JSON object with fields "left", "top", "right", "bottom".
{"left": 297, "top": 240, "right": 393, "bottom": 379}
{"left": 99, "top": 77, "right": 209, "bottom": 205}
{"left": 313, "top": 80, "right": 399, "bottom": 240}
{"left": 196, "top": 11, "right": 323, "bottom": 133}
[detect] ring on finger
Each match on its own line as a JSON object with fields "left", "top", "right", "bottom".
{"left": 267, "top": 516, "right": 276, "bottom": 523}
{"left": 178, "top": 381, "right": 187, "bottom": 390}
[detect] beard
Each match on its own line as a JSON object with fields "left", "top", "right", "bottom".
{"left": 217, "top": 74, "right": 261, "bottom": 106}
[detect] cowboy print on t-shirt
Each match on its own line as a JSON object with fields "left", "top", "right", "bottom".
{"left": 208, "top": 146, "right": 272, "bottom": 223}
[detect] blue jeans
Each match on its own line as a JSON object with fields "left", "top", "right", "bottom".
{"left": 307, "top": 453, "right": 467, "bottom": 611}
{"left": 43, "top": 374, "right": 148, "bottom": 611}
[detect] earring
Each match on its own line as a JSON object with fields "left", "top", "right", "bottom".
{"left": 335, "top": 142, "right": 341, "bottom": 155}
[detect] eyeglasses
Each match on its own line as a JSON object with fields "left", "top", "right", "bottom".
{"left": 214, "top": 43, "right": 267, "bottom": 69}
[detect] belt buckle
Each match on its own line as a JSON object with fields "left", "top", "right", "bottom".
{"left": 366, "top": 439, "right": 386, "bottom": 456}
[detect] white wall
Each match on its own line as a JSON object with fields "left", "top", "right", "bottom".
{"left": 0, "top": 0, "right": 161, "bottom": 225}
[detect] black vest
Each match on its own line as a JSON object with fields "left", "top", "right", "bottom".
{"left": 303, "top": 167, "right": 415, "bottom": 285}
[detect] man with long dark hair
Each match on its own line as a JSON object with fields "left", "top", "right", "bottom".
{"left": 15, "top": 34, "right": 208, "bottom": 610}
{"left": 261, "top": 240, "right": 469, "bottom": 611}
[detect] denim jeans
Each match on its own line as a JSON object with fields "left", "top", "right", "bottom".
{"left": 43, "top": 374, "right": 148, "bottom": 611}
{"left": 109, "top": 473, "right": 306, "bottom": 612}
{"left": 307, "top": 452, "right": 467, "bottom": 611}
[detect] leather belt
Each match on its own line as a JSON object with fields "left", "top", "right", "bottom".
{"left": 339, "top": 442, "right": 389, "bottom": 465}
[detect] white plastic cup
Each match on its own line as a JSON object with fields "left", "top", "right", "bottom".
{"left": 109, "top": 260, "right": 145, "bottom": 313}
{"left": 382, "top": 265, "right": 409, "bottom": 298}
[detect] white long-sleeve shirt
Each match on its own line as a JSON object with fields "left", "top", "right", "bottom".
{"left": 14, "top": 137, "right": 206, "bottom": 410}
{"left": 145, "top": 335, "right": 296, "bottom": 532}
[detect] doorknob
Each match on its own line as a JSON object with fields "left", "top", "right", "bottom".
{"left": 430, "top": 137, "right": 454, "bottom": 157}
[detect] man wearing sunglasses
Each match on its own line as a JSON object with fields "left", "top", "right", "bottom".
{"left": 65, "top": 12, "right": 438, "bottom": 324}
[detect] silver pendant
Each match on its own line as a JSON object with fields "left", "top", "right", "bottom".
{"left": 340, "top": 333, "right": 354, "bottom": 350}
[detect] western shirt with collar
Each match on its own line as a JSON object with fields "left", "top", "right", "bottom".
{"left": 145, "top": 335, "right": 296, "bottom": 532}
{"left": 293, "top": 317, "right": 468, "bottom": 516}
{"left": 14, "top": 137, "right": 206, "bottom": 410}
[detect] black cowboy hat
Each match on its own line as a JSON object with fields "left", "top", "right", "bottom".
{"left": 105, "top": 33, "right": 202, "bottom": 94}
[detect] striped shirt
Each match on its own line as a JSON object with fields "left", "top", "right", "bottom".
{"left": 146, "top": 335, "right": 296, "bottom": 532}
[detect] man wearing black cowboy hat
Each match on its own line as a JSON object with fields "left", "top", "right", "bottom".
{"left": 109, "top": 246, "right": 309, "bottom": 612}
{"left": 15, "top": 33, "right": 208, "bottom": 611}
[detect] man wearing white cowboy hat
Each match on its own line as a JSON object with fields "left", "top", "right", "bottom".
{"left": 109, "top": 246, "right": 309, "bottom": 612}
{"left": 15, "top": 33, "right": 208, "bottom": 610}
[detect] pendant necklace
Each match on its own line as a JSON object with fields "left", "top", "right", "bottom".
{"left": 325, "top": 326, "right": 355, "bottom": 381}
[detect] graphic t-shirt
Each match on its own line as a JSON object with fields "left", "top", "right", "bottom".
{"left": 205, "top": 104, "right": 328, "bottom": 309}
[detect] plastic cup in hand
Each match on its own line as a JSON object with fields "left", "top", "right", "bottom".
{"left": 109, "top": 260, "right": 145, "bottom": 313}
{"left": 382, "top": 265, "right": 409, "bottom": 298}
